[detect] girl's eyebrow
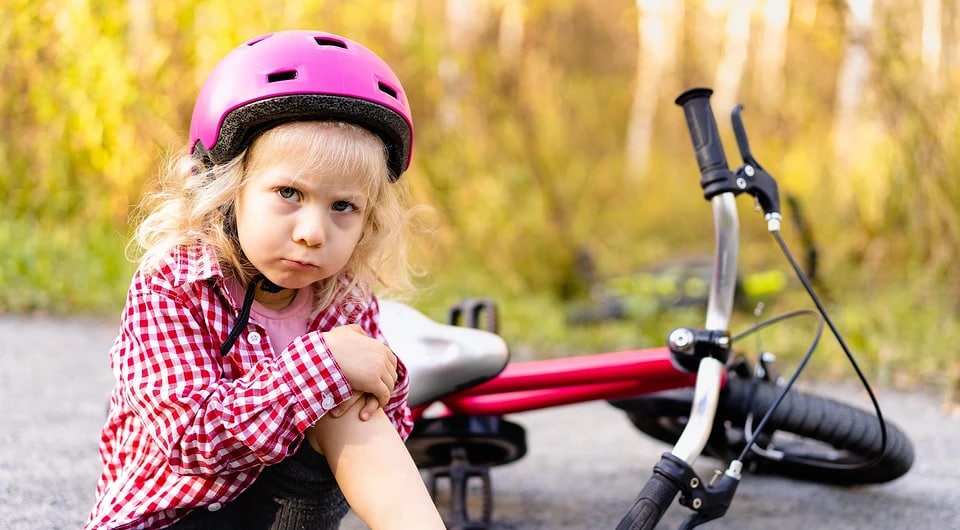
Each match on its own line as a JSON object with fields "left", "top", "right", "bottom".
{"left": 340, "top": 192, "right": 369, "bottom": 205}
{"left": 253, "top": 167, "right": 300, "bottom": 185}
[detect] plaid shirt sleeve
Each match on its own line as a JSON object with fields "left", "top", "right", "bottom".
{"left": 362, "top": 295, "right": 414, "bottom": 440}
{"left": 116, "top": 282, "right": 352, "bottom": 475}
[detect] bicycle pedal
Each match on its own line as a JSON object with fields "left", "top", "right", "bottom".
{"left": 426, "top": 447, "right": 493, "bottom": 530}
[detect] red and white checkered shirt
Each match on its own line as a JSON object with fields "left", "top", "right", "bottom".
{"left": 85, "top": 245, "right": 412, "bottom": 529}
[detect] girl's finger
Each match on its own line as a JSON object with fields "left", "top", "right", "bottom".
{"left": 359, "top": 395, "right": 380, "bottom": 420}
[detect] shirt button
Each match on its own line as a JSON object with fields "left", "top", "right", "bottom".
{"left": 207, "top": 502, "right": 222, "bottom": 512}
{"left": 321, "top": 396, "right": 335, "bottom": 409}
{"left": 247, "top": 331, "right": 262, "bottom": 344}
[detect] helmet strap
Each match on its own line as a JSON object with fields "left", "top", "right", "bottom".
{"left": 218, "top": 274, "right": 285, "bottom": 356}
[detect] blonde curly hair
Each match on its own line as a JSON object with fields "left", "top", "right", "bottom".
{"left": 132, "top": 121, "right": 418, "bottom": 309}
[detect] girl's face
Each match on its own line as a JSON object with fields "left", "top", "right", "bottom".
{"left": 234, "top": 135, "right": 370, "bottom": 292}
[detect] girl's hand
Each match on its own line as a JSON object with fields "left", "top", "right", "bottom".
{"left": 321, "top": 324, "right": 398, "bottom": 407}
{"left": 329, "top": 393, "right": 381, "bottom": 421}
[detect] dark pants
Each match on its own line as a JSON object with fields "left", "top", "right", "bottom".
{"left": 167, "top": 445, "right": 350, "bottom": 530}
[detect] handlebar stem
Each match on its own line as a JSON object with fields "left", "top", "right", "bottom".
{"left": 667, "top": 327, "right": 731, "bottom": 372}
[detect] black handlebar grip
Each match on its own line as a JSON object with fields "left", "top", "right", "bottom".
{"left": 615, "top": 472, "right": 681, "bottom": 530}
{"left": 675, "top": 88, "right": 735, "bottom": 199}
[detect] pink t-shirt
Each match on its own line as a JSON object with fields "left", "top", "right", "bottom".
{"left": 226, "top": 278, "right": 315, "bottom": 352}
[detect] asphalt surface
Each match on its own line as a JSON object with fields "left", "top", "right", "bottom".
{"left": 2, "top": 314, "right": 958, "bottom": 529}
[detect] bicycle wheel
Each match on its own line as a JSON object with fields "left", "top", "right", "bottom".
{"left": 609, "top": 378, "right": 914, "bottom": 485}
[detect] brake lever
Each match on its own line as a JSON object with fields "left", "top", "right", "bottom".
{"left": 668, "top": 457, "right": 742, "bottom": 530}
{"left": 730, "top": 105, "right": 782, "bottom": 231}
{"left": 732, "top": 105, "right": 761, "bottom": 169}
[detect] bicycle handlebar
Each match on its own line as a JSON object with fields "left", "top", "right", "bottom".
{"left": 618, "top": 88, "right": 743, "bottom": 530}
{"left": 675, "top": 88, "right": 737, "bottom": 200}
{"left": 615, "top": 469, "right": 681, "bottom": 530}
{"left": 676, "top": 88, "right": 740, "bottom": 331}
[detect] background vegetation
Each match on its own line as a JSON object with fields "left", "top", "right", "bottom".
{"left": 3, "top": 0, "right": 958, "bottom": 394}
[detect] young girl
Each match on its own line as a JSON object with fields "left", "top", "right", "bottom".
{"left": 86, "top": 30, "right": 445, "bottom": 530}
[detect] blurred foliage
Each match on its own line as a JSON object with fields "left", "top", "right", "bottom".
{"left": 2, "top": 0, "right": 958, "bottom": 389}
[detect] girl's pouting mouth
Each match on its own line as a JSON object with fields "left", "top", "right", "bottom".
{"left": 281, "top": 258, "right": 320, "bottom": 271}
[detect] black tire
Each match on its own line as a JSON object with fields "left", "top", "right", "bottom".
{"left": 609, "top": 378, "right": 914, "bottom": 485}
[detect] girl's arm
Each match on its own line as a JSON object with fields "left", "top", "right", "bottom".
{"left": 115, "top": 281, "right": 353, "bottom": 474}
{"left": 306, "top": 402, "right": 445, "bottom": 530}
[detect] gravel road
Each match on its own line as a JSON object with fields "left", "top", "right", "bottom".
{"left": 2, "top": 314, "right": 958, "bottom": 529}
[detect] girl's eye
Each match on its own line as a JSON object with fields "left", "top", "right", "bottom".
{"left": 277, "top": 187, "right": 300, "bottom": 201}
{"left": 332, "top": 200, "right": 358, "bottom": 213}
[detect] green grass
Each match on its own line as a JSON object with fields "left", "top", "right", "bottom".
{"left": 1, "top": 217, "right": 135, "bottom": 315}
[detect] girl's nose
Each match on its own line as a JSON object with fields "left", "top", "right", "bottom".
{"left": 293, "top": 214, "right": 325, "bottom": 247}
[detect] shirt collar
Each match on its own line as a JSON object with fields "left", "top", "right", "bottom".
{"left": 168, "top": 244, "right": 226, "bottom": 287}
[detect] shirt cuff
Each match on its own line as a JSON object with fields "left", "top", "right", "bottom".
{"left": 277, "top": 331, "right": 353, "bottom": 431}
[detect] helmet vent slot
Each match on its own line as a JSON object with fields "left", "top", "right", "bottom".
{"left": 267, "top": 70, "right": 298, "bottom": 83}
{"left": 314, "top": 36, "right": 348, "bottom": 49}
{"left": 378, "top": 82, "right": 398, "bottom": 99}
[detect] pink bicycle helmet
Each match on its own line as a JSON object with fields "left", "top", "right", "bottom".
{"left": 189, "top": 30, "right": 413, "bottom": 180}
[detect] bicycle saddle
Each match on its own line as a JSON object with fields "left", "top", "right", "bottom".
{"left": 379, "top": 300, "right": 510, "bottom": 408}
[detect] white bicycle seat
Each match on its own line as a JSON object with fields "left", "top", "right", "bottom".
{"left": 379, "top": 300, "right": 509, "bottom": 408}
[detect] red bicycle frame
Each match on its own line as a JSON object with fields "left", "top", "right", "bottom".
{"left": 411, "top": 348, "right": 698, "bottom": 420}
